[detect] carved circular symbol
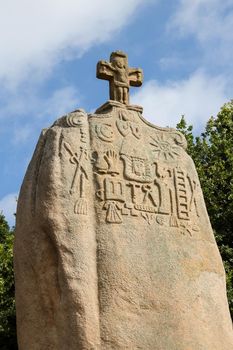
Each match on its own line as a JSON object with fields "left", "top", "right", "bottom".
{"left": 150, "top": 134, "right": 181, "bottom": 160}
{"left": 96, "top": 124, "right": 114, "bottom": 142}
{"left": 158, "top": 141, "right": 171, "bottom": 152}
{"left": 156, "top": 215, "right": 165, "bottom": 226}
{"left": 66, "top": 109, "right": 87, "bottom": 127}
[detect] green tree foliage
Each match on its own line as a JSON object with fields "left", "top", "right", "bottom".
{"left": 0, "top": 214, "right": 17, "bottom": 349}
{"left": 177, "top": 101, "right": 233, "bottom": 318}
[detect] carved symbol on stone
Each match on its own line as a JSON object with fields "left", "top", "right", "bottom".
{"left": 116, "top": 110, "right": 141, "bottom": 139}
{"left": 74, "top": 173, "right": 87, "bottom": 215}
{"left": 121, "top": 205, "right": 139, "bottom": 216}
{"left": 141, "top": 212, "right": 154, "bottom": 225}
{"left": 96, "top": 187, "right": 104, "bottom": 201}
{"left": 96, "top": 50, "right": 143, "bottom": 105}
{"left": 150, "top": 134, "right": 181, "bottom": 160}
{"left": 156, "top": 215, "right": 165, "bottom": 226}
{"left": 121, "top": 205, "right": 131, "bottom": 216}
{"left": 187, "top": 176, "right": 200, "bottom": 217}
{"left": 169, "top": 214, "right": 179, "bottom": 227}
{"left": 103, "top": 201, "right": 122, "bottom": 223}
{"left": 134, "top": 204, "right": 155, "bottom": 213}
{"left": 126, "top": 182, "right": 141, "bottom": 204}
{"left": 66, "top": 109, "right": 88, "bottom": 143}
{"left": 63, "top": 142, "right": 89, "bottom": 215}
{"left": 192, "top": 224, "right": 200, "bottom": 232}
{"left": 124, "top": 202, "right": 139, "bottom": 216}
{"left": 121, "top": 155, "right": 152, "bottom": 183}
{"left": 105, "top": 178, "right": 125, "bottom": 202}
{"left": 180, "top": 222, "right": 198, "bottom": 236}
{"left": 174, "top": 167, "right": 190, "bottom": 220}
{"left": 63, "top": 142, "right": 88, "bottom": 194}
{"left": 96, "top": 177, "right": 125, "bottom": 204}
{"left": 142, "top": 184, "right": 157, "bottom": 207}
{"left": 94, "top": 150, "right": 120, "bottom": 175}
{"left": 66, "top": 109, "right": 86, "bottom": 127}
{"left": 126, "top": 183, "right": 141, "bottom": 204}
{"left": 169, "top": 186, "right": 179, "bottom": 227}
{"left": 154, "top": 163, "right": 172, "bottom": 215}
{"left": 95, "top": 124, "right": 114, "bottom": 142}
{"left": 93, "top": 152, "right": 108, "bottom": 174}
{"left": 105, "top": 150, "right": 120, "bottom": 175}
{"left": 116, "top": 119, "right": 130, "bottom": 137}
{"left": 80, "top": 129, "right": 87, "bottom": 144}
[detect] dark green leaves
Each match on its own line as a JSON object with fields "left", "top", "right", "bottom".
{"left": 0, "top": 214, "right": 17, "bottom": 349}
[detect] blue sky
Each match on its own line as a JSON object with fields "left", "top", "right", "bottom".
{"left": 1, "top": 0, "right": 233, "bottom": 226}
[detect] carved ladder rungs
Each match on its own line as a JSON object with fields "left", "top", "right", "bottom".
{"left": 174, "top": 169, "right": 189, "bottom": 220}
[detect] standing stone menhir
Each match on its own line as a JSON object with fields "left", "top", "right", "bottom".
{"left": 14, "top": 51, "right": 233, "bottom": 349}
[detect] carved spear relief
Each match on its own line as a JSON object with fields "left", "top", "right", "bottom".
{"left": 63, "top": 141, "right": 89, "bottom": 215}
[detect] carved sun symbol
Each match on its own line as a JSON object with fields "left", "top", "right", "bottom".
{"left": 150, "top": 134, "right": 181, "bottom": 160}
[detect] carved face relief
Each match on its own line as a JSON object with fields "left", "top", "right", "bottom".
{"left": 113, "top": 57, "right": 125, "bottom": 69}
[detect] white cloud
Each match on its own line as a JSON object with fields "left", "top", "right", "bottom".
{"left": 40, "top": 86, "right": 79, "bottom": 119}
{"left": 159, "top": 55, "right": 185, "bottom": 70}
{"left": 0, "top": 86, "right": 80, "bottom": 143}
{"left": 1, "top": 85, "right": 79, "bottom": 119}
{"left": 0, "top": 0, "right": 148, "bottom": 86}
{"left": 170, "top": 0, "right": 233, "bottom": 67}
{"left": 131, "top": 71, "right": 228, "bottom": 131}
{"left": 0, "top": 193, "right": 18, "bottom": 228}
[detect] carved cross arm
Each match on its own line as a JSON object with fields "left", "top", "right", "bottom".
{"left": 129, "top": 68, "right": 143, "bottom": 87}
{"left": 97, "top": 60, "right": 114, "bottom": 80}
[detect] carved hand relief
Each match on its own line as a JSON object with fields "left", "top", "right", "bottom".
{"left": 93, "top": 150, "right": 120, "bottom": 175}
{"left": 63, "top": 141, "right": 89, "bottom": 215}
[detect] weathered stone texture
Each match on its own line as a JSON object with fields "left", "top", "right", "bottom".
{"left": 14, "top": 101, "right": 233, "bottom": 349}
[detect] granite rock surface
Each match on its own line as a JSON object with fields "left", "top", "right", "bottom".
{"left": 14, "top": 102, "right": 233, "bottom": 349}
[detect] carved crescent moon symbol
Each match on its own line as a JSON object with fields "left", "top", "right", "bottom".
{"left": 96, "top": 124, "right": 114, "bottom": 142}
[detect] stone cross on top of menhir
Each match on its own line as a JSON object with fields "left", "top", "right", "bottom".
{"left": 97, "top": 50, "right": 143, "bottom": 105}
